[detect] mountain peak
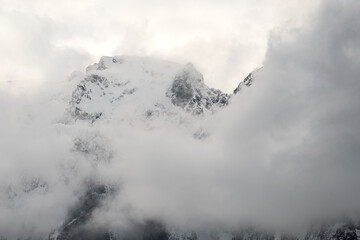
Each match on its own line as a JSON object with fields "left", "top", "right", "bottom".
{"left": 63, "top": 56, "right": 259, "bottom": 124}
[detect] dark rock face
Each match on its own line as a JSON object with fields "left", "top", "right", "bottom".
{"left": 170, "top": 74, "right": 195, "bottom": 108}
{"left": 73, "top": 107, "right": 102, "bottom": 123}
{"left": 230, "top": 222, "right": 360, "bottom": 240}
{"left": 167, "top": 63, "right": 231, "bottom": 114}
{"left": 49, "top": 183, "right": 173, "bottom": 240}
{"left": 142, "top": 220, "right": 169, "bottom": 240}
{"left": 67, "top": 72, "right": 137, "bottom": 123}
{"left": 232, "top": 227, "right": 276, "bottom": 240}
{"left": 167, "top": 63, "right": 262, "bottom": 115}
{"left": 304, "top": 221, "right": 360, "bottom": 240}
{"left": 233, "top": 70, "right": 257, "bottom": 94}
{"left": 55, "top": 227, "right": 111, "bottom": 240}
{"left": 70, "top": 75, "right": 104, "bottom": 123}
{"left": 51, "top": 184, "right": 114, "bottom": 240}
{"left": 168, "top": 231, "right": 197, "bottom": 240}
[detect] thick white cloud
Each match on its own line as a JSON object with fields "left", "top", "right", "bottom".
{"left": 91, "top": 0, "right": 360, "bottom": 231}
{"left": 1, "top": 0, "right": 360, "bottom": 238}
{"left": 0, "top": 0, "right": 319, "bottom": 92}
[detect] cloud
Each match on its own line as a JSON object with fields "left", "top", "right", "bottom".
{"left": 1, "top": 0, "right": 360, "bottom": 238}
{"left": 0, "top": 0, "right": 319, "bottom": 92}
{"left": 90, "top": 0, "right": 360, "bottom": 232}
{"left": 213, "top": 0, "right": 360, "bottom": 227}
{"left": 0, "top": 10, "right": 90, "bottom": 93}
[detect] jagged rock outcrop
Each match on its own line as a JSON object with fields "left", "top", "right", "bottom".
{"left": 233, "top": 67, "right": 261, "bottom": 94}
{"left": 49, "top": 183, "right": 114, "bottom": 240}
{"left": 65, "top": 56, "right": 250, "bottom": 124}
{"left": 304, "top": 221, "right": 360, "bottom": 240}
{"left": 166, "top": 63, "right": 230, "bottom": 114}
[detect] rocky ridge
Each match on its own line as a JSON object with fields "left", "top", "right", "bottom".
{"left": 65, "top": 56, "right": 239, "bottom": 124}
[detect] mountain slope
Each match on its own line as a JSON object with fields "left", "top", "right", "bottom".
{"left": 65, "top": 56, "right": 233, "bottom": 125}
{"left": 47, "top": 56, "right": 258, "bottom": 240}
{"left": 6, "top": 56, "right": 359, "bottom": 240}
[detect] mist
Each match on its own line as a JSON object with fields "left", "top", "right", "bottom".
{"left": 0, "top": 0, "right": 319, "bottom": 93}
{"left": 1, "top": 0, "right": 360, "bottom": 239}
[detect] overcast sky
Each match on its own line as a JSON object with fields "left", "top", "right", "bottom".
{"left": 0, "top": 0, "right": 319, "bottom": 93}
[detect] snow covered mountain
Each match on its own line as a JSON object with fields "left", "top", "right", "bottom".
{"left": 65, "top": 56, "right": 231, "bottom": 125}
{"left": 48, "top": 56, "right": 257, "bottom": 240}
{"left": 3, "top": 56, "right": 359, "bottom": 240}
{"left": 53, "top": 56, "right": 360, "bottom": 240}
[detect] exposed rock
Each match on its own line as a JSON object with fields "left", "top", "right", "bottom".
{"left": 167, "top": 63, "right": 231, "bottom": 114}
{"left": 233, "top": 67, "right": 262, "bottom": 94}
{"left": 142, "top": 220, "right": 169, "bottom": 240}
{"left": 66, "top": 57, "right": 238, "bottom": 124}
{"left": 50, "top": 183, "right": 115, "bottom": 240}
{"left": 304, "top": 221, "right": 360, "bottom": 240}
